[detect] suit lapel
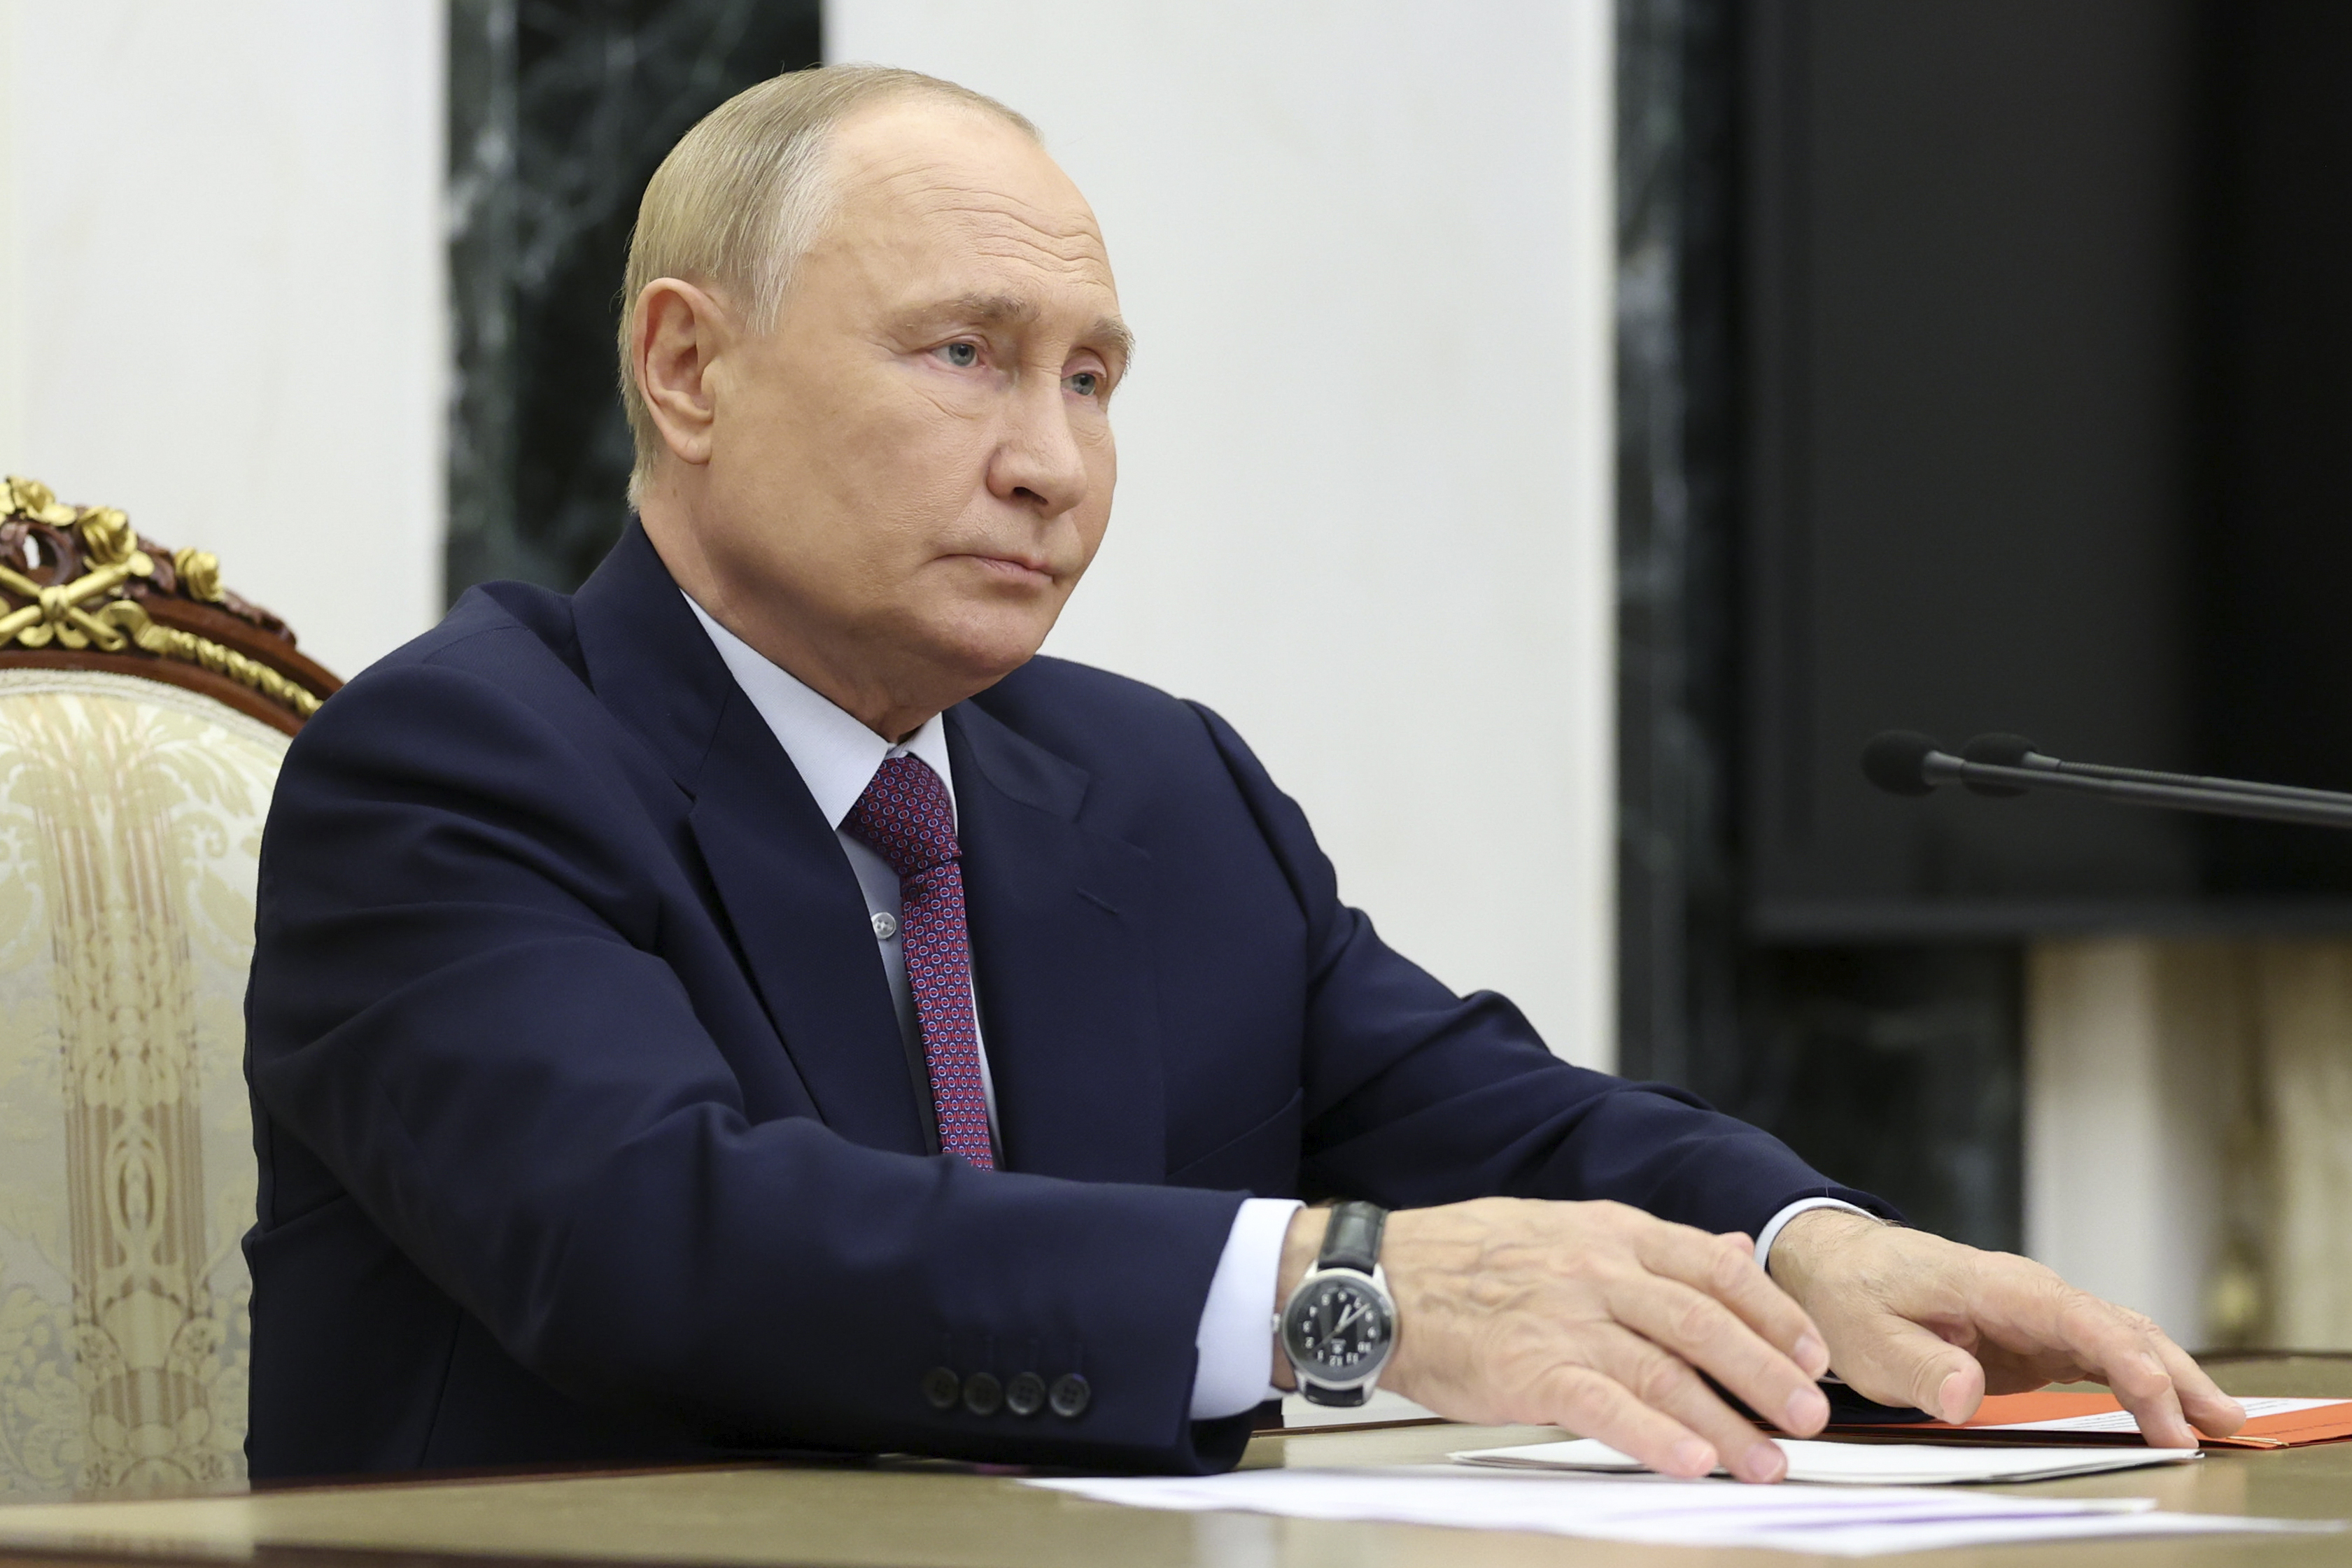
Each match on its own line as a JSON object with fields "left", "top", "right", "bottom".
{"left": 949, "top": 702, "right": 1166, "bottom": 1183}
{"left": 686, "top": 693, "right": 928, "bottom": 1154}
{"left": 572, "top": 522, "right": 924, "bottom": 1156}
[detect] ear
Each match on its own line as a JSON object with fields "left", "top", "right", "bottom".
{"left": 635, "top": 278, "right": 733, "bottom": 468}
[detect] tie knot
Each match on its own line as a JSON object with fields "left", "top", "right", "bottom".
{"left": 845, "top": 754, "right": 959, "bottom": 880}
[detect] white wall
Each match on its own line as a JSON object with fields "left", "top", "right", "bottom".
{"left": 0, "top": 1, "right": 445, "bottom": 684}
{"left": 829, "top": 2, "right": 1619, "bottom": 1066}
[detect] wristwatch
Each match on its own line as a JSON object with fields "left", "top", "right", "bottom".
{"left": 1276, "top": 1201, "right": 1397, "bottom": 1406}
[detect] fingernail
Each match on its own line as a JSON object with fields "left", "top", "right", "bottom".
{"left": 1794, "top": 1332, "right": 1829, "bottom": 1376}
{"left": 1741, "top": 1441, "right": 1788, "bottom": 1483}
{"left": 1784, "top": 1384, "right": 1828, "bottom": 1432}
{"left": 1668, "top": 1439, "right": 1717, "bottom": 1477}
{"left": 1938, "top": 1371, "right": 1969, "bottom": 1424}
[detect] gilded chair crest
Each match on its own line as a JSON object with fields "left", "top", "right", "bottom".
{"left": 0, "top": 479, "right": 336, "bottom": 1495}
{"left": 0, "top": 476, "right": 337, "bottom": 734}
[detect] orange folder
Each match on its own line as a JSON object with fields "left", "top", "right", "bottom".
{"left": 1831, "top": 1390, "right": 2352, "bottom": 1449}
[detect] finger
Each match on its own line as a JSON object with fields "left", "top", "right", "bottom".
{"left": 1831, "top": 1311, "right": 1987, "bottom": 1424}
{"left": 1598, "top": 1327, "right": 1796, "bottom": 1483}
{"left": 1640, "top": 1225, "right": 1829, "bottom": 1378}
{"left": 2157, "top": 1340, "right": 2245, "bottom": 1439}
{"left": 1968, "top": 1267, "right": 2239, "bottom": 1444}
{"left": 2055, "top": 1306, "right": 2241, "bottom": 1440}
{"left": 1610, "top": 1273, "right": 1829, "bottom": 1439}
{"left": 1533, "top": 1364, "right": 1723, "bottom": 1481}
{"left": 2020, "top": 1294, "right": 2202, "bottom": 1447}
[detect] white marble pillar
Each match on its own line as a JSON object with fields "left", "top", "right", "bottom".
{"left": 2251, "top": 945, "right": 2352, "bottom": 1347}
{"left": 2027, "top": 935, "right": 2352, "bottom": 1350}
{"left": 2024, "top": 938, "right": 2243, "bottom": 1344}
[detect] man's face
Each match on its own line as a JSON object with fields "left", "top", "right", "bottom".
{"left": 686, "top": 100, "right": 1126, "bottom": 721}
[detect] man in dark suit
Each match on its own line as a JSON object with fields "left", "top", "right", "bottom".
{"left": 244, "top": 64, "right": 2240, "bottom": 1482}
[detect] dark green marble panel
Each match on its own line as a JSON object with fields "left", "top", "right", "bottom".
{"left": 447, "top": 0, "right": 822, "bottom": 600}
{"left": 1614, "top": 0, "right": 2021, "bottom": 1252}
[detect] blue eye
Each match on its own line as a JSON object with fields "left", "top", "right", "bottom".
{"left": 1066, "top": 371, "right": 1100, "bottom": 397}
{"left": 938, "top": 342, "right": 978, "bottom": 368}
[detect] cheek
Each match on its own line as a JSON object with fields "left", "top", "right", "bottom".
{"left": 824, "top": 383, "right": 1000, "bottom": 527}
{"left": 1072, "top": 428, "right": 1118, "bottom": 558}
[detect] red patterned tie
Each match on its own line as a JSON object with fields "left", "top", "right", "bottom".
{"left": 844, "top": 754, "right": 995, "bottom": 1168}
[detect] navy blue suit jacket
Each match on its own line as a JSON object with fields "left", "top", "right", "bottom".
{"left": 243, "top": 522, "right": 1882, "bottom": 1479}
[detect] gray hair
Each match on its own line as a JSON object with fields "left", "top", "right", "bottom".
{"left": 617, "top": 64, "right": 1038, "bottom": 504}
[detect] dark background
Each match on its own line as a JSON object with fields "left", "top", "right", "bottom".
{"left": 1743, "top": 0, "right": 2352, "bottom": 935}
{"left": 1618, "top": 0, "right": 2352, "bottom": 1247}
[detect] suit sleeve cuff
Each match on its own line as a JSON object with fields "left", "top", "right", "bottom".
{"left": 1754, "top": 1196, "right": 1877, "bottom": 1271}
{"left": 1190, "top": 1197, "right": 1303, "bottom": 1420}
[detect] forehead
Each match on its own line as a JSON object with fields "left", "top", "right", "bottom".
{"left": 815, "top": 100, "right": 1116, "bottom": 307}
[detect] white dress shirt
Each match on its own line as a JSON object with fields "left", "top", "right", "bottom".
{"left": 687, "top": 595, "right": 1868, "bottom": 1422}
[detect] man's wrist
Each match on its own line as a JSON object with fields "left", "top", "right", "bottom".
{"left": 1766, "top": 1205, "right": 1887, "bottom": 1290}
{"left": 1754, "top": 1198, "right": 1878, "bottom": 1272}
{"left": 1268, "top": 1206, "right": 1332, "bottom": 1391}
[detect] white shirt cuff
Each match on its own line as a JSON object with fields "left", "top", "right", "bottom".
{"left": 1190, "top": 1197, "right": 1304, "bottom": 1420}
{"left": 1754, "top": 1196, "right": 1875, "bottom": 1270}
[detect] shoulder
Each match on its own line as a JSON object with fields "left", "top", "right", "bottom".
{"left": 969, "top": 654, "right": 1228, "bottom": 771}
{"left": 968, "top": 656, "right": 1334, "bottom": 925}
{"left": 966, "top": 654, "right": 1293, "bottom": 829}
{"left": 358, "top": 581, "right": 586, "bottom": 690}
{"left": 284, "top": 582, "right": 608, "bottom": 783}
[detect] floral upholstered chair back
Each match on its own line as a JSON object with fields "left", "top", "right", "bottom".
{"left": 0, "top": 479, "right": 337, "bottom": 1496}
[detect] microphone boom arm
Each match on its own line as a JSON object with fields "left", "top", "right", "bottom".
{"left": 1861, "top": 730, "right": 2352, "bottom": 832}
{"left": 1924, "top": 753, "right": 2352, "bottom": 831}
{"left": 1961, "top": 733, "right": 2352, "bottom": 810}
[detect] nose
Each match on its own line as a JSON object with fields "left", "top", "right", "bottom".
{"left": 985, "top": 373, "right": 1090, "bottom": 518}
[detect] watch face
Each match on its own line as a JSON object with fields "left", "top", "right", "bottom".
{"left": 1281, "top": 1272, "right": 1393, "bottom": 1386}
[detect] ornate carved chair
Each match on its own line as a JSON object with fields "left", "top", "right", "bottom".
{"left": 0, "top": 477, "right": 337, "bottom": 1495}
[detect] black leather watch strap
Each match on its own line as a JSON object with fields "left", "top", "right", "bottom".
{"left": 1318, "top": 1201, "right": 1386, "bottom": 1275}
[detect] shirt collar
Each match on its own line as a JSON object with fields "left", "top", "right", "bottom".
{"left": 684, "top": 594, "right": 956, "bottom": 831}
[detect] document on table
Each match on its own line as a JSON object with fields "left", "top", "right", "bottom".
{"left": 1452, "top": 1436, "right": 2199, "bottom": 1485}
{"left": 1026, "top": 1468, "right": 2343, "bottom": 1558}
{"left": 1833, "top": 1391, "right": 2352, "bottom": 1448}
{"left": 1280, "top": 1387, "right": 1440, "bottom": 1429}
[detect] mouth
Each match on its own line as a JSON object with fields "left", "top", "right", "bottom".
{"left": 958, "top": 551, "right": 1057, "bottom": 587}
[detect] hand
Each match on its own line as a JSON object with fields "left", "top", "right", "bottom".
{"left": 1275, "top": 1199, "right": 1834, "bottom": 1483}
{"left": 1766, "top": 1210, "right": 2246, "bottom": 1446}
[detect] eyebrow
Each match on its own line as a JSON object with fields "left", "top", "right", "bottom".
{"left": 924, "top": 292, "right": 1136, "bottom": 367}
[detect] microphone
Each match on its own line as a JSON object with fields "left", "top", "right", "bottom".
{"left": 1859, "top": 731, "right": 2352, "bottom": 831}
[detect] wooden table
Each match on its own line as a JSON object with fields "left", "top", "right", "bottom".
{"left": 0, "top": 1355, "right": 2343, "bottom": 1568}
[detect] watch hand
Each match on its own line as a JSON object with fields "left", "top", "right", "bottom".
{"left": 1317, "top": 1303, "right": 1370, "bottom": 1355}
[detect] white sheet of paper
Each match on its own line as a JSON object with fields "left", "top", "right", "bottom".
{"left": 1973, "top": 1395, "right": 2351, "bottom": 1436}
{"left": 1453, "top": 1436, "right": 2199, "bottom": 1485}
{"left": 1026, "top": 1469, "right": 2344, "bottom": 1558}
{"left": 1280, "top": 1387, "right": 1439, "bottom": 1427}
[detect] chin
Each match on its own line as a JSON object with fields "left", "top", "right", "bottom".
{"left": 923, "top": 616, "right": 1055, "bottom": 691}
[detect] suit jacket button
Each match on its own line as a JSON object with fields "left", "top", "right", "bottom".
{"left": 963, "top": 1371, "right": 1004, "bottom": 1417}
{"left": 922, "top": 1366, "right": 961, "bottom": 1411}
{"left": 1048, "top": 1373, "right": 1091, "bottom": 1419}
{"left": 1006, "top": 1371, "right": 1046, "bottom": 1417}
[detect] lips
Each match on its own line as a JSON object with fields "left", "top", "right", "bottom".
{"left": 964, "top": 552, "right": 1056, "bottom": 583}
